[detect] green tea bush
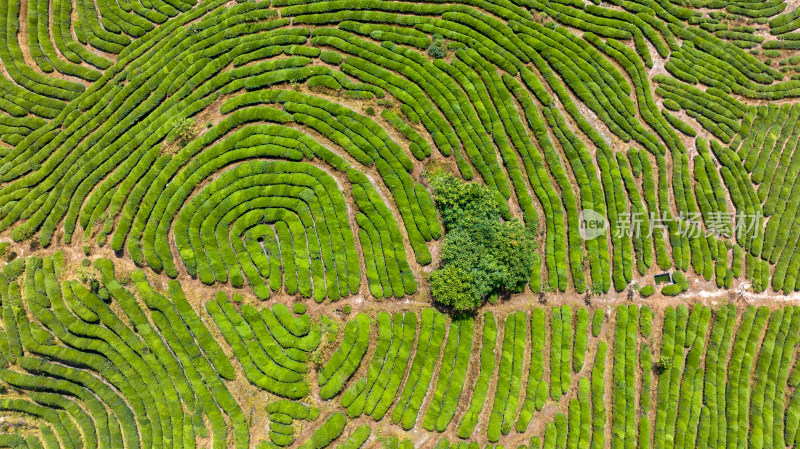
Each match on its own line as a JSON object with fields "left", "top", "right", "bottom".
{"left": 428, "top": 33, "right": 447, "bottom": 59}
{"left": 516, "top": 308, "right": 547, "bottom": 432}
{"left": 459, "top": 312, "right": 498, "bottom": 438}
{"left": 423, "top": 316, "right": 474, "bottom": 432}
{"left": 298, "top": 413, "right": 346, "bottom": 449}
{"left": 318, "top": 313, "right": 370, "bottom": 399}
{"left": 393, "top": 309, "right": 447, "bottom": 430}
{"left": 487, "top": 311, "right": 526, "bottom": 441}
{"left": 573, "top": 308, "right": 589, "bottom": 372}
{"left": 592, "top": 309, "right": 604, "bottom": 337}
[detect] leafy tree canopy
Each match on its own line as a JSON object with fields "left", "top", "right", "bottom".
{"left": 428, "top": 172, "right": 536, "bottom": 313}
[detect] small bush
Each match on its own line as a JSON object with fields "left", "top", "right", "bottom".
{"left": 428, "top": 33, "right": 446, "bottom": 59}
{"left": 654, "top": 357, "right": 672, "bottom": 375}
{"left": 167, "top": 118, "right": 197, "bottom": 146}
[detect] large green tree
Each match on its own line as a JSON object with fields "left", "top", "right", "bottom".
{"left": 429, "top": 172, "right": 536, "bottom": 313}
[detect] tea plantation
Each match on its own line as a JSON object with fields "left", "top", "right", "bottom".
{"left": 0, "top": 0, "right": 799, "bottom": 445}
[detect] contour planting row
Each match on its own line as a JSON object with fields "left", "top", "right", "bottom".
{"left": 0, "top": 253, "right": 388, "bottom": 449}
{"left": 295, "top": 303, "right": 800, "bottom": 447}
{"left": 0, "top": 0, "right": 212, "bottom": 147}
{"left": 341, "top": 311, "right": 416, "bottom": 420}
{"left": 1, "top": 263, "right": 800, "bottom": 447}
{"left": 2, "top": 0, "right": 791, "bottom": 296}
{"left": 0, "top": 3, "right": 439, "bottom": 301}
{"left": 264, "top": 400, "right": 320, "bottom": 447}
{"left": 732, "top": 104, "right": 800, "bottom": 293}
{"left": 0, "top": 253, "right": 249, "bottom": 449}
{"left": 175, "top": 159, "right": 360, "bottom": 302}
{"left": 206, "top": 292, "right": 321, "bottom": 398}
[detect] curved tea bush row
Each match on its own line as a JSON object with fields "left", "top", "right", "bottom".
{"left": 539, "top": 381, "right": 591, "bottom": 449}
{"left": 6, "top": 0, "right": 795, "bottom": 296}
{"left": 265, "top": 400, "right": 320, "bottom": 447}
{"left": 698, "top": 304, "right": 735, "bottom": 449}
{"left": 221, "top": 89, "right": 438, "bottom": 266}
{"left": 653, "top": 306, "right": 680, "bottom": 449}
{"left": 342, "top": 311, "right": 416, "bottom": 420}
{"left": 393, "top": 308, "right": 447, "bottom": 430}
{"left": 550, "top": 306, "right": 573, "bottom": 400}
{"left": 617, "top": 151, "right": 652, "bottom": 276}
{"left": 298, "top": 412, "right": 347, "bottom": 449}
{"left": 206, "top": 292, "right": 318, "bottom": 398}
{"left": 784, "top": 309, "right": 800, "bottom": 447}
{"left": 486, "top": 311, "right": 526, "bottom": 442}
{"left": 749, "top": 306, "right": 800, "bottom": 449}
{"left": 458, "top": 312, "right": 498, "bottom": 439}
{"left": 381, "top": 109, "right": 432, "bottom": 161}
{"left": 423, "top": 316, "right": 475, "bottom": 432}
{"left": 335, "top": 424, "right": 371, "bottom": 449}
{"left": 611, "top": 305, "right": 637, "bottom": 449}
{"left": 175, "top": 160, "right": 359, "bottom": 302}
{"left": 318, "top": 313, "right": 370, "bottom": 400}
{"left": 673, "top": 305, "right": 711, "bottom": 449}
{"left": 591, "top": 340, "right": 608, "bottom": 449}
{"left": 655, "top": 76, "right": 745, "bottom": 143}
{"left": 0, "top": 0, "right": 211, "bottom": 145}
{"left": 726, "top": 306, "right": 770, "bottom": 449}
{"left": 0, "top": 254, "right": 249, "bottom": 449}
{"left": 516, "top": 308, "right": 547, "bottom": 433}
{"left": 0, "top": 3, "right": 429, "bottom": 303}
{"left": 738, "top": 104, "right": 800, "bottom": 293}
{"left": 775, "top": 308, "right": 800, "bottom": 447}
{"left": 3, "top": 265, "right": 800, "bottom": 447}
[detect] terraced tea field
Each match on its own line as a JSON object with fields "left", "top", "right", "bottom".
{"left": 1, "top": 0, "right": 800, "bottom": 445}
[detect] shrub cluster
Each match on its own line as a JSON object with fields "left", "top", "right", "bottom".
{"left": 429, "top": 172, "right": 536, "bottom": 312}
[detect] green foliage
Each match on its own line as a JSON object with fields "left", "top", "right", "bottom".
{"left": 1, "top": 3, "right": 799, "bottom": 447}
{"left": 320, "top": 51, "right": 343, "bottom": 65}
{"left": 167, "top": 118, "right": 197, "bottom": 146}
{"left": 640, "top": 285, "right": 656, "bottom": 298}
{"left": 429, "top": 171, "right": 500, "bottom": 230}
{"left": 458, "top": 312, "right": 497, "bottom": 438}
{"left": 662, "top": 272, "right": 690, "bottom": 296}
{"left": 654, "top": 357, "right": 672, "bottom": 375}
{"left": 573, "top": 308, "right": 589, "bottom": 372}
{"left": 298, "top": 413, "right": 346, "bottom": 449}
{"left": 428, "top": 33, "right": 447, "bottom": 59}
{"left": 591, "top": 309, "right": 604, "bottom": 337}
{"left": 429, "top": 173, "right": 536, "bottom": 313}
{"left": 639, "top": 305, "right": 654, "bottom": 336}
